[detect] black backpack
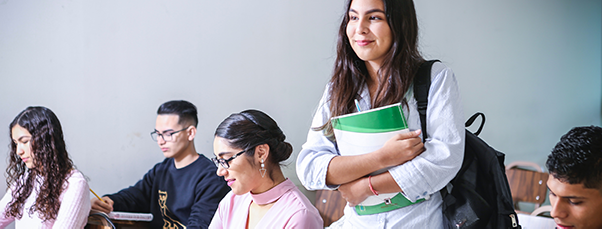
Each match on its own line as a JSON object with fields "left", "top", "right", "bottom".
{"left": 414, "top": 60, "right": 521, "bottom": 229}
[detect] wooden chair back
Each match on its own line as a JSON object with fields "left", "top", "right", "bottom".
{"left": 531, "top": 205, "right": 552, "bottom": 217}
{"left": 314, "top": 190, "right": 346, "bottom": 227}
{"left": 85, "top": 212, "right": 115, "bottom": 229}
{"left": 505, "top": 162, "right": 549, "bottom": 213}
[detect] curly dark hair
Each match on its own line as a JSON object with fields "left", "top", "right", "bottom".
{"left": 546, "top": 126, "right": 602, "bottom": 191}
{"left": 5, "top": 106, "right": 74, "bottom": 221}
{"left": 316, "top": 0, "right": 424, "bottom": 137}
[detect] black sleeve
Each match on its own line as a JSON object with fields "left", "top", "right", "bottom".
{"left": 186, "top": 162, "right": 230, "bottom": 229}
{"left": 106, "top": 165, "right": 158, "bottom": 213}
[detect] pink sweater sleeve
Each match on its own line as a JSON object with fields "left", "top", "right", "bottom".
{"left": 207, "top": 205, "right": 225, "bottom": 229}
{"left": 0, "top": 190, "right": 16, "bottom": 227}
{"left": 208, "top": 192, "right": 234, "bottom": 229}
{"left": 285, "top": 209, "right": 324, "bottom": 229}
{"left": 53, "top": 170, "right": 91, "bottom": 229}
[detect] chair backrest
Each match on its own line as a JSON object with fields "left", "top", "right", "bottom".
{"left": 314, "top": 190, "right": 346, "bottom": 227}
{"left": 530, "top": 205, "right": 552, "bottom": 217}
{"left": 86, "top": 212, "right": 116, "bottom": 229}
{"left": 506, "top": 161, "right": 543, "bottom": 172}
{"left": 505, "top": 162, "right": 549, "bottom": 212}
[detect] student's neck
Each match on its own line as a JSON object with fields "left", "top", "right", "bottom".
{"left": 173, "top": 146, "right": 199, "bottom": 169}
{"left": 250, "top": 170, "right": 287, "bottom": 196}
{"left": 365, "top": 61, "right": 382, "bottom": 100}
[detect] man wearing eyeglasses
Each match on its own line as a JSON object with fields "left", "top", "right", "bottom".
{"left": 91, "top": 100, "right": 230, "bottom": 229}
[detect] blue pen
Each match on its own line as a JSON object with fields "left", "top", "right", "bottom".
{"left": 354, "top": 99, "right": 361, "bottom": 112}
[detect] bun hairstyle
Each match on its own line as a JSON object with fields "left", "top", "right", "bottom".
{"left": 214, "top": 110, "right": 293, "bottom": 171}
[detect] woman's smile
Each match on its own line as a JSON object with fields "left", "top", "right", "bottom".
{"left": 355, "top": 39, "right": 374, "bottom": 46}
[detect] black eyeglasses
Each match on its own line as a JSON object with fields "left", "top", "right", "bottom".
{"left": 150, "top": 127, "right": 189, "bottom": 142}
{"left": 211, "top": 150, "right": 246, "bottom": 169}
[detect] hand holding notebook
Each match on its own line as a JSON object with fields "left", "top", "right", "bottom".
{"left": 331, "top": 103, "right": 426, "bottom": 214}
{"left": 376, "top": 129, "right": 424, "bottom": 167}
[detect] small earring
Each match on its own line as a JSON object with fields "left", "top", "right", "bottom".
{"left": 259, "top": 159, "right": 266, "bottom": 178}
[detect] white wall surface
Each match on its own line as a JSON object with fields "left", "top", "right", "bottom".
{"left": 415, "top": 0, "right": 601, "bottom": 166}
{"left": 0, "top": 0, "right": 600, "bottom": 227}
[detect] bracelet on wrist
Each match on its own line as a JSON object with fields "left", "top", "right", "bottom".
{"left": 368, "top": 175, "right": 379, "bottom": 196}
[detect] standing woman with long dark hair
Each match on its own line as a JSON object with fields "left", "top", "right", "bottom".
{"left": 296, "top": 0, "right": 465, "bottom": 228}
{"left": 0, "top": 107, "right": 91, "bottom": 228}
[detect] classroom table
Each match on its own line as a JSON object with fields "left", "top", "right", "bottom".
{"left": 517, "top": 213, "right": 556, "bottom": 229}
{"left": 86, "top": 212, "right": 151, "bottom": 229}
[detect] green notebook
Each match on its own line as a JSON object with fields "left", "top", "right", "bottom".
{"left": 331, "top": 103, "right": 411, "bottom": 208}
{"left": 331, "top": 102, "right": 409, "bottom": 157}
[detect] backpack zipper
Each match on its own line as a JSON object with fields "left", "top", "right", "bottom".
{"left": 510, "top": 214, "right": 517, "bottom": 227}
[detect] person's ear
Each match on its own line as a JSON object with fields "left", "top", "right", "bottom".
{"left": 187, "top": 126, "right": 196, "bottom": 141}
{"left": 255, "top": 144, "right": 270, "bottom": 162}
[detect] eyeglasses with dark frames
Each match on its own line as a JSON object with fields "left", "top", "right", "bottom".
{"left": 211, "top": 150, "right": 246, "bottom": 169}
{"left": 150, "top": 127, "right": 189, "bottom": 142}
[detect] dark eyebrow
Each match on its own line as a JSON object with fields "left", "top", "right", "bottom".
{"left": 349, "top": 8, "right": 386, "bottom": 14}
{"left": 17, "top": 136, "right": 31, "bottom": 141}
{"left": 563, "top": 196, "right": 587, "bottom": 199}
{"left": 156, "top": 129, "right": 175, "bottom": 134}
{"left": 548, "top": 188, "right": 587, "bottom": 199}
{"left": 217, "top": 152, "right": 233, "bottom": 157}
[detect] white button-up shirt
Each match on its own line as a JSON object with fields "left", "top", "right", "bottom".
{"left": 296, "top": 62, "right": 465, "bottom": 229}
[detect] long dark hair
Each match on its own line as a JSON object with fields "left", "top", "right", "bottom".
{"left": 319, "top": 0, "right": 424, "bottom": 136}
{"left": 214, "top": 110, "right": 293, "bottom": 181}
{"left": 5, "top": 106, "right": 74, "bottom": 221}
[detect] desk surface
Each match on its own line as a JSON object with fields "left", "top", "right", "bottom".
{"left": 86, "top": 214, "right": 151, "bottom": 229}
{"left": 517, "top": 213, "right": 556, "bottom": 229}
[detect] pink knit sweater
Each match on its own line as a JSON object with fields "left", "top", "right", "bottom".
{"left": 0, "top": 169, "right": 91, "bottom": 228}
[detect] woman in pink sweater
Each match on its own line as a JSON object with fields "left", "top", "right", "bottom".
{"left": 209, "top": 110, "right": 323, "bottom": 229}
{"left": 0, "top": 106, "right": 90, "bottom": 228}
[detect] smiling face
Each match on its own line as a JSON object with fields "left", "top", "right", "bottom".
{"left": 547, "top": 174, "right": 602, "bottom": 229}
{"left": 11, "top": 125, "right": 35, "bottom": 169}
{"left": 214, "top": 136, "right": 270, "bottom": 195}
{"left": 346, "top": 0, "right": 392, "bottom": 68}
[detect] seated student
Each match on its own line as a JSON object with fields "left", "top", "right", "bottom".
{"left": 209, "top": 110, "right": 323, "bottom": 228}
{"left": 91, "top": 100, "right": 230, "bottom": 228}
{"left": 0, "top": 106, "right": 91, "bottom": 228}
{"left": 546, "top": 126, "right": 602, "bottom": 229}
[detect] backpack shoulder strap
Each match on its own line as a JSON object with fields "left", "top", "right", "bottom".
{"left": 413, "top": 60, "right": 439, "bottom": 142}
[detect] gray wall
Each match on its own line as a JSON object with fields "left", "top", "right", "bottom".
{"left": 415, "top": 0, "right": 601, "bottom": 166}
{"left": 0, "top": 0, "right": 600, "bottom": 226}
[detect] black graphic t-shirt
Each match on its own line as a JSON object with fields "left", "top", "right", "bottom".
{"left": 107, "top": 155, "right": 230, "bottom": 228}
